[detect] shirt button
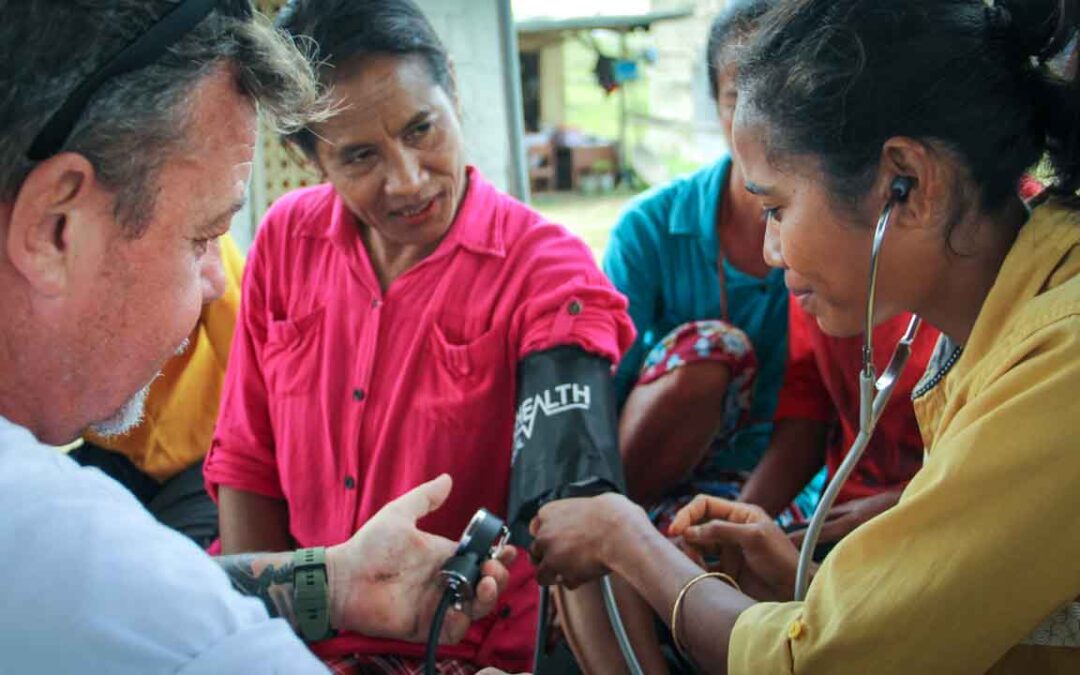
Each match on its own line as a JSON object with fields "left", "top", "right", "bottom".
{"left": 344, "top": 476, "right": 356, "bottom": 490}
{"left": 352, "top": 388, "right": 365, "bottom": 402}
{"left": 788, "top": 619, "right": 807, "bottom": 640}
{"left": 567, "top": 300, "right": 583, "bottom": 315}
{"left": 371, "top": 298, "right": 381, "bottom": 309}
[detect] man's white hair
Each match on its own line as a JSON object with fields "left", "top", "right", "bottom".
{"left": 88, "top": 383, "right": 151, "bottom": 438}
{"left": 88, "top": 337, "right": 190, "bottom": 438}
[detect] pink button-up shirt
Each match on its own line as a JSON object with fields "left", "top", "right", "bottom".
{"left": 204, "top": 168, "right": 634, "bottom": 671}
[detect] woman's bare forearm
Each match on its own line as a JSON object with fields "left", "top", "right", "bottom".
{"left": 217, "top": 485, "right": 293, "bottom": 553}
{"left": 605, "top": 516, "right": 754, "bottom": 674}
{"left": 740, "top": 418, "right": 828, "bottom": 516}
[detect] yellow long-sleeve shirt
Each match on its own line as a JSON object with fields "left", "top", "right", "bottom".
{"left": 83, "top": 234, "right": 245, "bottom": 481}
{"left": 729, "top": 201, "right": 1080, "bottom": 674}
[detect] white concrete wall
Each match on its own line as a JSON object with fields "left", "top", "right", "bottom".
{"left": 416, "top": 0, "right": 518, "bottom": 194}
{"left": 641, "top": 0, "right": 730, "bottom": 181}
{"left": 539, "top": 44, "right": 566, "bottom": 129}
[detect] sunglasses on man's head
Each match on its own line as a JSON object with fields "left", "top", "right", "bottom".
{"left": 26, "top": 0, "right": 254, "bottom": 162}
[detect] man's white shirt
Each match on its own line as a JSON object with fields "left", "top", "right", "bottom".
{"left": 0, "top": 415, "right": 327, "bottom": 674}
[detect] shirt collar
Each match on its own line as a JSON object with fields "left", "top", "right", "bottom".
{"left": 438, "top": 166, "right": 506, "bottom": 257}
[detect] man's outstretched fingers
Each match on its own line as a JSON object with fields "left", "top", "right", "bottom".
{"left": 474, "top": 576, "right": 500, "bottom": 611}
{"left": 495, "top": 544, "right": 518, "bottom": 567}
{"left": 480, "top": 556, "right": 512, "bottom": 594}
{"left": 386, "top": 474, "right": 453, "bottom": 523}
{"left": 439, "top": 574, "right": 501, "bottom": 644}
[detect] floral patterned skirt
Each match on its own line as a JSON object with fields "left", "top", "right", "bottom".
{"left": 637, "top": 320, "right": 806, "bottom": 531}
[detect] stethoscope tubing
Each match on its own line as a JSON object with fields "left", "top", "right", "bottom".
{"left": 793, "top": 195, "right": 922, "bottom": 601}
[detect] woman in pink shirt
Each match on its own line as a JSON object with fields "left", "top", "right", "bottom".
{"left": 203, "top": 1, "right": 634, "bottom": 673}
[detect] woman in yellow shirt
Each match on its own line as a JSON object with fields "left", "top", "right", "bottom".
{"left": 526, "top": 0, "right": 1080, "bottom": 673}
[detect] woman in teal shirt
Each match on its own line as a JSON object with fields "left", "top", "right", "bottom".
{"left": 604, "top": 155, "right": 789, "bottom": 488}
{"left": 603, "top": 0, "right": 818, "bottom": 524}
{"left": 554, "top": 3, "right": 814, "bottom": 674}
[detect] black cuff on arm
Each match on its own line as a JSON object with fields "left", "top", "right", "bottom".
{"left": 506, "top": 345, "right": 625, "bottom": 544}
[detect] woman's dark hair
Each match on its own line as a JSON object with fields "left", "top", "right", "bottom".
{"left": 707, "top": 0, "right": 774, "bottom": 102}
{"left": 276, "top": 0, "right": 455, "bottom": 157}
{"left": 739, "top": 0, "right": 1080, "bottom": 212}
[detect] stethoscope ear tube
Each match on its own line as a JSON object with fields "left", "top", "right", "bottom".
{"left": 793, "top": 189, "right": 921, "bottom": 601}
{"left": 794, "top": 408, "right": 875, "bottom": 600}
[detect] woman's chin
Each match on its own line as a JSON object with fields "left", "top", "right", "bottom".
{"left": 813, "top": 311, "right": 863, "bottom": 339}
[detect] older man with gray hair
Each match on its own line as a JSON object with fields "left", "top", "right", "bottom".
{"left": 0, "top": 1, "right": 511, "bottom": 672}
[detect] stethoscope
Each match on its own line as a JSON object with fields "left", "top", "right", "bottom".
{"left": 793, "top": 175, "right": 922, "bottom": 601}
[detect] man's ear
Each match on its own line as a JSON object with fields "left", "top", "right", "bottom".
{"left": 6, "top": 152, "right": 102, "bottom": 296}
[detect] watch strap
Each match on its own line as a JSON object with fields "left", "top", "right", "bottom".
{"left": 293, "top": 547, "right": 333, "bottom": 642}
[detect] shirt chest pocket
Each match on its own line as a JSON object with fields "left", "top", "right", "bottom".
{"left": 263, "top": 307, "right": 325, "bottom": 396}
{"left": 431, "top": 318, "right": 506, "bottom": 383}
{"left": 415, "top": 315, "right": 510, "bottom": 428}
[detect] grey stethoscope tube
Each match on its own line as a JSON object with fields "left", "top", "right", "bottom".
{"left": 534, "top": 578, "right": 644, "bottom": 675}
{"left": 602, "top": 575, "right": 646, "bottom": 675}
{"left": 793, "top": 184, "right": 922, "bottom": 601}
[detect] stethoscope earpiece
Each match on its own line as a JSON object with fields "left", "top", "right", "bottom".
{"left": 890, "top": 175, "right": 915, "bottom": 202}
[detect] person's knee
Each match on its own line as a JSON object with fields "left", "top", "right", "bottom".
{"left": 619, "top": 356, "right": 741, "bottom": 503}
{"left": 666, "top": 360, "right": 733, "bottom": 402}
{"left": 628, "top": 360, "right": 733, "bottom": 416}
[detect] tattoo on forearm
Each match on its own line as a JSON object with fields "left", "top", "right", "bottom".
{"left": 217, "top": 553, "right": 298, "bottom": 633}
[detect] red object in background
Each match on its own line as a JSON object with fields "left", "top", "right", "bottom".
{"left": 774, "top": 301, "right": 940, "bottom": 504}
{"left": 1020, "top": 174, "right": 1044, "bottom": 201}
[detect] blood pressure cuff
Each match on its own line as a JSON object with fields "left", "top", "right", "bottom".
{"left": 506, "top": 345, "right": 625, "bottom": 545}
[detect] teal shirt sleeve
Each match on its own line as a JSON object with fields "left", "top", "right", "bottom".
{"left": 603, "top": 207, "right": 662, "bottom": 406}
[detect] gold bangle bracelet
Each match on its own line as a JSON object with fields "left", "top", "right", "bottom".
{"left": 670, "top": 572, "right": 741, "bottom": 657}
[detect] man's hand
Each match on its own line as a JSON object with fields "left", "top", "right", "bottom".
{"left": 668, "top": 495, "right": 799, "bottom": 602}
{"left": 789, "top": 489, "right": 901, "bottom": 547}
{"left": 326, "top": 474, "right": 514, "bottom": 643}
{"left": 528, "top": 493, "right": 647, "bottom": 589}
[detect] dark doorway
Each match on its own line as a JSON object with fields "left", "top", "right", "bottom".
{"left": 520, "top": 50, "right": 541, "bottom": 132}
